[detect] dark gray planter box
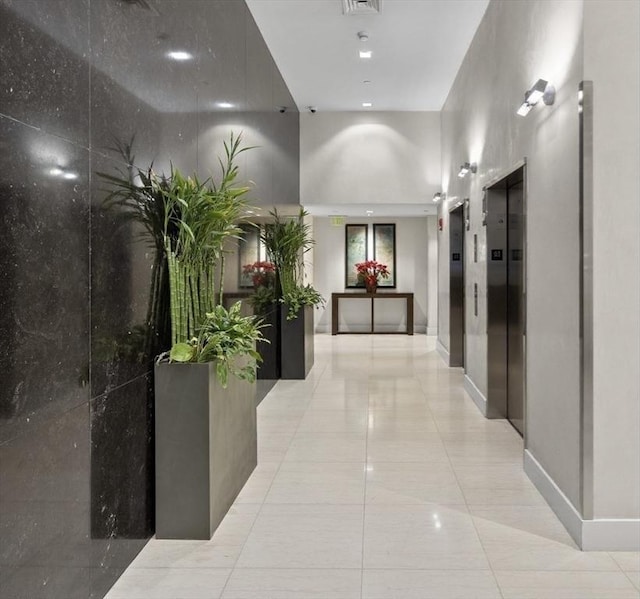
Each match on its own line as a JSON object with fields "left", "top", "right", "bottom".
{"left": 154, "top": 362, "right": 257, "bottom": 539}
{"left": 280, "top": 304, "right": 314, "bottom": 379}
{"left": 256, "top": 305, "right": 280, "bottom": 380}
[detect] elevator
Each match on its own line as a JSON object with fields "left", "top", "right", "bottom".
{"left": 486, "top": 166, "right": 526, "bottom": 435}
{"left": 449, "top": 204, "right": 465, "bottom": 367}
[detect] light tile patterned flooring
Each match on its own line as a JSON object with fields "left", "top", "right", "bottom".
{"left": 106, "top": 335, "right": 640, "bottom": 599}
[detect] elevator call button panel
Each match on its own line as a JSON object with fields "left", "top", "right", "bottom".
{"left": 491, "top": 249, "right": 503, "bottom": 261}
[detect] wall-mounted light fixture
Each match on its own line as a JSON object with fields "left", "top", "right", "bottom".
{"left": 457, "top": 162, "right": 477, "bottom": 178}
{"left": 516, "top": 78, "right": 556, "bottom": 117}
{"left": 433, "top": 192, "right": 444, "bottom": 203}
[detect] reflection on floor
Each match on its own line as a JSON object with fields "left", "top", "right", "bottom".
{"left": 106, "top": 335, "right": 640, "bottom": 599}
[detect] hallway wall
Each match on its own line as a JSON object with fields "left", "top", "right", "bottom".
{"left": 300, "top": 111, "right": 441, "bottom": 206}
{"left": 0, "top": 1, "right": 299, "bottom": 597}
{"left": 583, "top": 0, "right": 640, "bottom": 522}
{"left": 313, "top": 217, "right": 436, "bottom": 334}
{"left": 438, "top": 0, "right": 639, "bottom": 547}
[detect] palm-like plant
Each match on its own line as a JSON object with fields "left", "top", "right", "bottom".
{"left": 260, "top": 209, "right": 324, "bottom": 319}
{"left": 160, "top": 133, "right": 252, "bottom": 345}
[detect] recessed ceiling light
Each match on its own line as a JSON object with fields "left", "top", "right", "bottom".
{"left": 63, "top": 172, "right": 78, "bottom": 180}
{"left": 366, "top": 210, "right": 374, "bottom": 216}
{"left": 49, "top": 167, "right": 63, "bottom": 176}
{"left": 362, "top": 102, "right": 372, "bottom": 107}
{"left": 359, "top": 50, "right": 372, "bottom": 59}
{"left": 216, "top": 102, "right": 234, "bottom": 109}
{"left": 167, "top": 50, "right": 193, "bottom": 61}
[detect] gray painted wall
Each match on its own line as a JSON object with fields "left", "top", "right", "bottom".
{"left": 439, "top": 0, "right": 640, "bottom": 523}
{"left": 301, "top": 111, "right": 441, "bottom": 206}
{"left": 439, "top": 0, "right": 584, "bottom": 509}
{"left": 313, "top": 217, "right": 435, "bottom": 334}
{"left": 584, "top": 0, "right": 640, "bottom": 519}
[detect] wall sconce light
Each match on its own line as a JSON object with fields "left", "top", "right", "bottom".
{"left": 433, "top": 192, "right": 444, "bottom": 203}
{"left": 458, "top": 162, "right": 477, "bottom": 178}
{"left": 516, "top": 78, "right": 556, "bottom": 116}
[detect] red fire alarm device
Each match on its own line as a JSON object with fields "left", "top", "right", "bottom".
{"left": 438, "top": 218, "right": 443, "bottom": 231}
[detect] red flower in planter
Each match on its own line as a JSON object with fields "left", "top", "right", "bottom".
{"left": 243, "top": 261, "right": 276, "bottom": 288}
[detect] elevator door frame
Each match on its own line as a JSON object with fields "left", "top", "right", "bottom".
{"left": 485, "top": 161, "right": 527, "bottom": 437}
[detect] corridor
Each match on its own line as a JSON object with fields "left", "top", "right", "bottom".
{"left": 106, "top": 335, "right": 639, "bottom": 599}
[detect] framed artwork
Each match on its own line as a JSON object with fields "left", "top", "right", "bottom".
{"left": 373, "top": 223, "right": 396, "bottom": 288}
{"left": 238, "top": 224, "right": 261, "bottom": 288}
{"left": 345, "top": 224, "right": 368, "bottom": 288}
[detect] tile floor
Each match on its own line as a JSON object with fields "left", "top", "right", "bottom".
{"left": 106, "top": 335, "right": 640, "bottom": 599}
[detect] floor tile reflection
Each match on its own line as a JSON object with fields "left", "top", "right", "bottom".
{"left": 106, "top": 335, "right": 638, "bottom": 599}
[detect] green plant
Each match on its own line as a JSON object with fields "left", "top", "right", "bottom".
{"left": 248, "top": 284, "right": 277, "bottom": 315}
{"left": 168, "top": 302, "right": 266, "bottom": 388}
{"left": 260, "top": 208, "right": 324, "bottom": 318}
{"left": 282, "top": 284, "right": 326, "bottom": 320}
{"left": 160, "top": 133, "right": 252, "bottom": 346}
{"left": 260, "top": 209, "right": 313, "bottom": 297}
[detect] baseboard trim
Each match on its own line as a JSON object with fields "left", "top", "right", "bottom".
{"left": 436, "top": 339, "right": 449, "bottom": 365}
{"left": 464, "top": 375, "right": 487, "bottom": 417}
{"left": 524, "top": 450, "right": 640, "bottom": 550}
{"left": 427, "top": 326, "right": 438, "bottom": 336}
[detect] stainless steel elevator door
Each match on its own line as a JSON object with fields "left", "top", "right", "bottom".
{"left": 486, "top": 166, "right": 526, "bottom": 436}
{"left": 507, "top": 180, "right": 524, "bottom": 435}
{"left": 449, "top": 205, "right": 465, "bottom": 367}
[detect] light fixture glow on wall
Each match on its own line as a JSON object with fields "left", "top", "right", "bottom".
{"left": 166, "top": 50, "right": 193, "bottom": 61}
{"left": 49, "top": 167, "right": 78, "bottom": 180}
{"left": 359, "top": 50, "right": 372, "bottom": 59}
{"left": 457, "top": 162, "right": 477, "bottom": 178}
{"left": 516, "top": 78, "right": 556, "bottom": 117}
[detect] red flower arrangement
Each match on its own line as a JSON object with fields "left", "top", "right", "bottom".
{"left": 355, "top": 260, "right": 390, "bottom": 292}
{"left": 243, "top": 261, "right": 276, "bottom": 288}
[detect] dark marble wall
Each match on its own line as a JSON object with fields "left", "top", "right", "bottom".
{"left": 0, "top": 1, "right": 299, "bottom": 597}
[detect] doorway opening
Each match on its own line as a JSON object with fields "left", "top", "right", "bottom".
{"left": 449, "top": 204, "right": 465, "bottom": 368}
{"left": 486, "top": 165, "right": 526, "bottom": 436}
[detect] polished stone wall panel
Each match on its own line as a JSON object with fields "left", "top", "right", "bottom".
{"left": 0, "top": 0, "right": 90, "bottom": 147}
{"left": 90, "top": 153, "right": 156, "bottom": 399}
{"left": 0, "top": 119, "right": 90, "bottom": 438}
{"left": 0, "top": 1, "right": 299, "bottom": 597}
{"left": 90, "top": 374, "right": 153, "bottom": 542}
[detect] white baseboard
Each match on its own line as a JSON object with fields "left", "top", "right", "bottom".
{"left": 427, "top": 326, "right": 437, "bottom": 336}
{"left": 436, "top": 339, "right": 449, "bottom": 365}
{"left": 464, "top": 375, "right": 487, "bottom": 417}
{"left": 524, "top": 450, "right": 640, "bottom": 551}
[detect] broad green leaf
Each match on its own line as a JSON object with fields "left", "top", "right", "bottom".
{"left": 170, "top": 342, "right": 195, "bottom": 362}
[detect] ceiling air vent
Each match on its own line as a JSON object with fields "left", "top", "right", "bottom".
{"left": 342, "top": 0, "right": 382, "bottom": 16}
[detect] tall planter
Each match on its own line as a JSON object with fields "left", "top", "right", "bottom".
{"left": 256, "top": 305, "right": 280, "bottom": 380}
{"left": 280, "top": 304, "right": 314, "bottom": 379}
{"left": 154, "top": 362, "right": 257, "bottom": 539}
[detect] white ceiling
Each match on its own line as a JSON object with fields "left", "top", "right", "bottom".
{"left": 245, "top": 0, "right": 489, "bottom": 112}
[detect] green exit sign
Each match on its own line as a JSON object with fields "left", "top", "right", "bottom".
{"left": 331, "top": 216, "right": 346, "bottom": 226}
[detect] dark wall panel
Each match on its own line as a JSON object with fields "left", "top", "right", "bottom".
{"left": 0, "top": 0, "right": 299, "bottom": 597}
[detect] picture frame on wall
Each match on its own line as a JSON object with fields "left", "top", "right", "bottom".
{"left": 238, "top": 224, "right": 261, "bottom": 288}
{"left": 345, "top": 224, "right": 368, "bottom": 288}
{"left": 373, "top": 223, "right": 396, "bottom": 288}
